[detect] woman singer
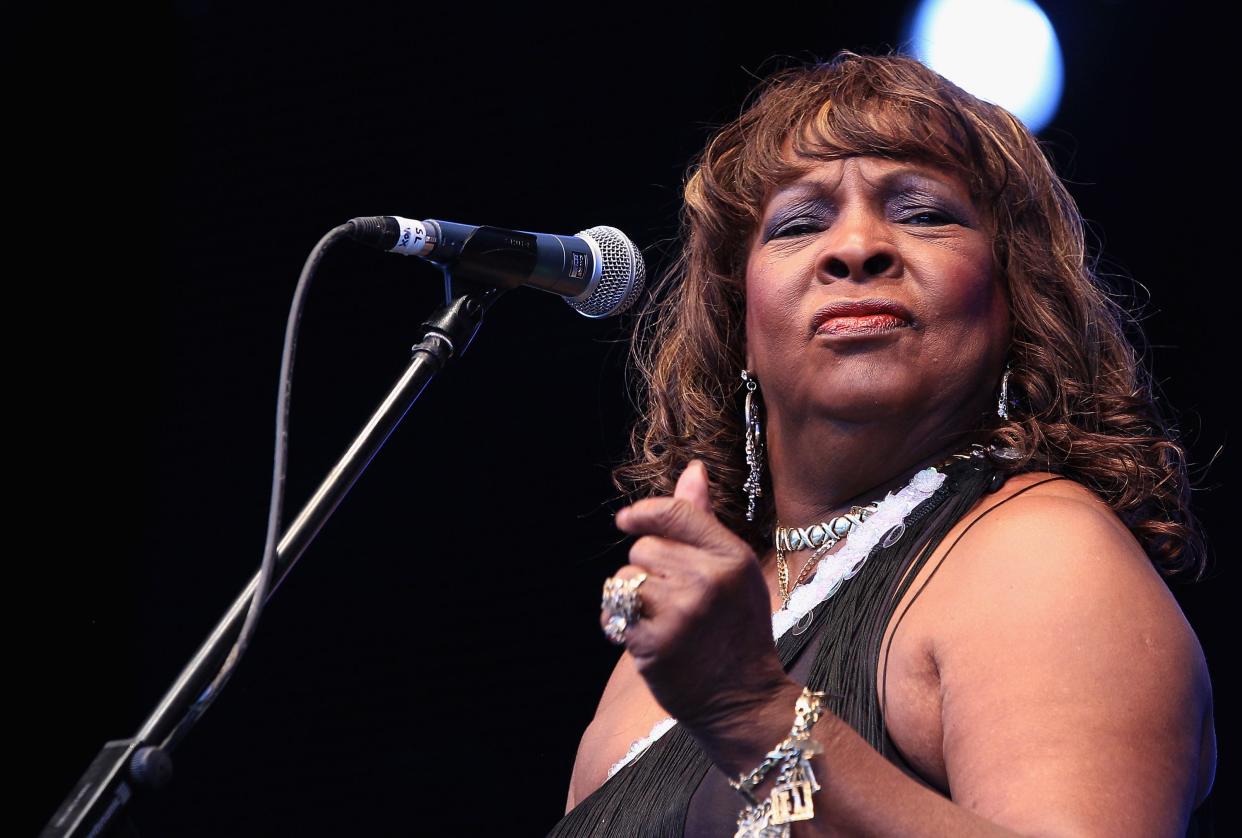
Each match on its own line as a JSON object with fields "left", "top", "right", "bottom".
{"left": 553, "top": 52, "right": 1216, "bottom": 837}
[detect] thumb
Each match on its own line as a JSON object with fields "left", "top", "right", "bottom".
{"left": 674, "top": 460, "right": 713, "bottom": 515}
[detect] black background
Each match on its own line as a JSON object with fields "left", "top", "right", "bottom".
{"left": 29, "top": 1, "right": 1232, "bottom": 834}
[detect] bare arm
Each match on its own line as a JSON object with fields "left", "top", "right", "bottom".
{"left": 616, "top": 466, "right": 1213, "bottom": 836}
{"left": 693, "top": 487, "right": 1213, "bottom": 836}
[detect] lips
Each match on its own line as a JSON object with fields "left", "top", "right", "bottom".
{"left": 810, "top": 298, "right": 913, "bottom": 338}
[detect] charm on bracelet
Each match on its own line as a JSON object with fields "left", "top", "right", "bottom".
{"left": 769, "top": 750, "right": 821, "bottom": 826}
{"left": 732, "top": 688, "right": 826, "bottom": 838}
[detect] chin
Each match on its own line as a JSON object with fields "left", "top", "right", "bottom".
{"left": 814, "top": 389, "right": 917, "bottom": 425}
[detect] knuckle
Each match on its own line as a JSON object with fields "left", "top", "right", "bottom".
{"left": 641, "top": 497, "right": 688, "bottom": 530}
{"left": 614, "top": 562, "right": 641, "bottom": 580}
{"left": 666, "top": 498, "right": 694, "bottom": 528}
{"left": 721, "top": 541, "right": 756, "bottom": 570}
{"left": 629, "top": 535, "right": 659, "bottom": 565}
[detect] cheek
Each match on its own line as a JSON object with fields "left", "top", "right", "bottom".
{"left": 920, "top": 246, "right": 1005, "bottom": 330}
{"left": 743, "top": 266, "right": 805, "bottom": 369}
{"left": 918, "top": 257, "right": 1010, "bottom": 378}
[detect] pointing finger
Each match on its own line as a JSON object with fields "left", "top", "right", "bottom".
{"left": 616, "top": 497, "right": 739, "bottom": 556}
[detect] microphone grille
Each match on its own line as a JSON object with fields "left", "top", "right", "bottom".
{"left": 568, "top": 226, "right": 646, "bottom": 318}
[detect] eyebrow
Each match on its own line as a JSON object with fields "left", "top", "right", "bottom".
{"left": 763, "top": 166, "right": 977, "bottom": 226}
{"left": 767, "top": 166, "right": 964, "bottom": 206}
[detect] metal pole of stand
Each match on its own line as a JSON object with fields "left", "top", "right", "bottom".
{"left": 44, "top": 279, "right": 503, "bottom": 838}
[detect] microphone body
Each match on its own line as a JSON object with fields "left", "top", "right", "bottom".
{"left": 347, "top": 215, "right": 645, "bottom": 318}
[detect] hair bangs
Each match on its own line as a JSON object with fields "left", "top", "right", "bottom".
{"left": 739, "top": 78, "right": 995, "bottom": 222}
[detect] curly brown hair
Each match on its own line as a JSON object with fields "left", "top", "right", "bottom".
{"left": 614, "top": 51, "right": 1205, "bottom": 579}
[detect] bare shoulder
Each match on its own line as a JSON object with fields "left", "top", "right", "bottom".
{"left": 931, "top": 471, "right": 1192, "bottom": 636}
{"left": 906, "top": 471, "right": 1215, "bottom": 833}
{"left": 944, "top": 470, "right": 1165, "bottom": 585}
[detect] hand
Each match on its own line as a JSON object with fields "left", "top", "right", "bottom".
{"left": 607, "top": 460, "right": 791, "bottom": 733}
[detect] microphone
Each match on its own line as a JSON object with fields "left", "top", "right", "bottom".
{"left": 346, "top": 216, "right": 646, "bottom": 318}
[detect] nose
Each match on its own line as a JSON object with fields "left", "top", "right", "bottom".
{"left": 817, "top": 207, "right": 901, "bottom": 282}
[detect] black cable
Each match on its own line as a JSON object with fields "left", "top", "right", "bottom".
{"left": 161, "top": 223, "right": 353, "bottom": 752}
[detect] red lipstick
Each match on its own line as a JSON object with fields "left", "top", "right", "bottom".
{"left": 810, "top": 298, "right": 913, "bottom": 339}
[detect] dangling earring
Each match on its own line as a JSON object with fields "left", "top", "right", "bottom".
{"left": 997, "top": 362, "right": 1014, "bottom": 420}
{"left": 741, "top": 369, "right": 764, "bottom": 521}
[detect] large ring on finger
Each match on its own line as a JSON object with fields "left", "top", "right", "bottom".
{"left": 600, "top": 572, "right": 648, "bottom": 645}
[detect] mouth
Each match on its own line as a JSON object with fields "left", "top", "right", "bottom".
{"left": 810, "top": 298, "right": 914, "bottom": 339}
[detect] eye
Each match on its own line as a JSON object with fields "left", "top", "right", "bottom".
{"left": 900, "top": 208, "right": 955, "bottom": 226}
{"left": 771, "top": 220, "right": 823, "bottom": 239}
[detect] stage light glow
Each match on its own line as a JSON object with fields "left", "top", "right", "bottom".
{"left": 906, "top": 0, "right": 1064, "bottom": 133}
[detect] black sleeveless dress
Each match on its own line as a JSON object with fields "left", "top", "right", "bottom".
{"left": 548, "top": 458, "right": 1210, "bottom": 835}
{"left": 679, "top": 610, "right": 939, "bottom": 836}
{"left": 549, "top": 455, "right": 1007, "bottom": 837}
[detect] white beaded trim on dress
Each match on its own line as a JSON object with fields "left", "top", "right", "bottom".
{"left": 604, "top": 466, "right": 945, "bottom": 780}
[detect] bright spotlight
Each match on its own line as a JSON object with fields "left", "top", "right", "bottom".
{"left": 906, "top": 0, "right": 1064, "bottom": 133}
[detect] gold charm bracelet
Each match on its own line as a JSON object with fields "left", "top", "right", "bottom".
{"left": 731, "top": 687, "right": 827, "bottom": 837}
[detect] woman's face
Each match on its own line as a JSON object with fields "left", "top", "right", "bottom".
{"left": 744, "top": 154, "right": 1009, "bottom": 438}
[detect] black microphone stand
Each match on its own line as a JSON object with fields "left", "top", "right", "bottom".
{"left": 44, "top": 274, "right": 505, "bottom": 837}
